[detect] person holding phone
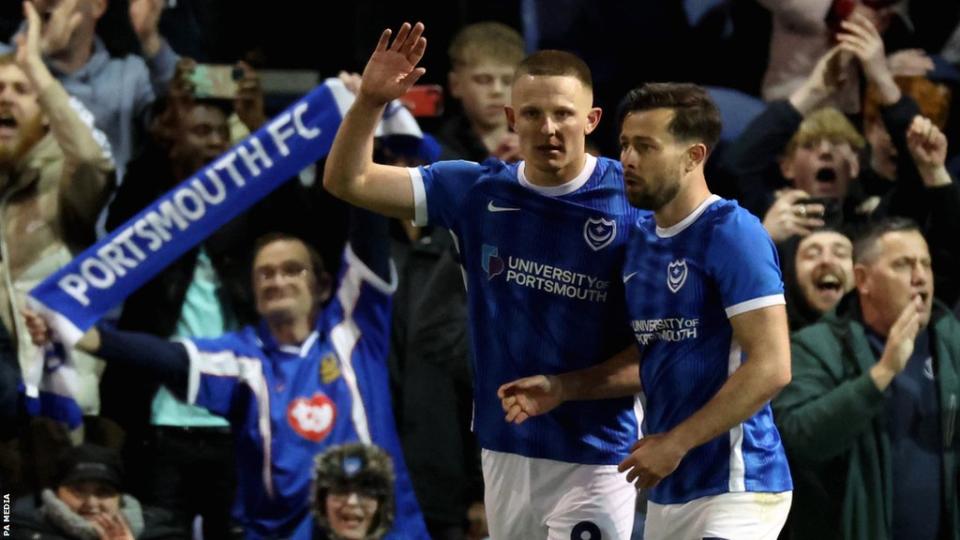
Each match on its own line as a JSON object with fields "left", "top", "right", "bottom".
{"left": 727, "top": 12, "right": 960, "bottom": 308}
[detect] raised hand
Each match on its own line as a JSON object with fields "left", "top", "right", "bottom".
{"left": 497, "top": 374, "right": 564, "bottom": 424}
{"left": 234, "top": 61, "right": 266, "bottom": 131}
{"left": 129, "top": 0, "right": 164, "bottom": 56}
{"left": 789, "top": 46, "right": 851, "bottom": 114}
{"left": 21, "top": 308, "right": 51, "bottom": 347}
{"left": 16, "top": 1, "right": 59, "bottom": 94}
{"left": 906, "top": 116, "right": 950, "bottom": 187}
{"left": 837, "top": 12, "right": 890, "bottom": 83}
{"left": 887, "top": 48, "right": 934, "bottom": 77}
{"left": 14, "top": 1, "right": 44, "bottom": 71}
{"left": 837, "top": 11, "right": 902, "bottom": 105}
{"left": 30, "top": 0, "right": 82, "bottom": 58}
{"left": 358, "top": 22, "right": 427, "bottom": 107}
{"left": 870, "top": 296, "right": 923, "bottom": 390}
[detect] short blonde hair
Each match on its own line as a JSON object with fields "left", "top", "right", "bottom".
{"left": 448, "top": 22, "right": 524, "bottom": 70}
{"left": 785, "top": 107, "right": 865, "bottom": 157}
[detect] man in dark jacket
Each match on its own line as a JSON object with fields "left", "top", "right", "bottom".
{"left": 774, "top": 217, "right": 960, "bottom": 540}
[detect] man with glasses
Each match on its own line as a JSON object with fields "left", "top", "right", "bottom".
{"left": 24, "top": 214, "right": 429, "bottom": 539}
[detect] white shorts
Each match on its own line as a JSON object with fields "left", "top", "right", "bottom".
{"left": 482, "top": 449, "right": 636, "bottom": 540}
{"left": 644, "top": 491, "right": 792, "bottom": 540}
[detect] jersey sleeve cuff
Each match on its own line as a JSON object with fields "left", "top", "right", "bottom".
{"left": 345, "top": 243, "right": 399, "bottom": 295}
{"left": 174, "top": 338, "right": 202, "bottom": 405}
{"left": 407, "top": 166, "right": 428, "bottom": 227}
{"left": 725, "top": 294, "right": 785, "bottom": 319}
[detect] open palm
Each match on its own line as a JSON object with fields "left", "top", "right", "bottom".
{"left": 359, "top": 22, "right": 427, "bottom": 106}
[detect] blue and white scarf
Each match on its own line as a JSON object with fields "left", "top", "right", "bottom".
{"left": 24, "top": 79, "right": 422, "bottom": 427}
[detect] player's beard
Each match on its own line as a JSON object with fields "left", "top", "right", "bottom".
{"left": 0, "top": 113, "right": 45, "bottom": 170}
{"left": 627, "top": 162, "right": 683, "bottom": 212}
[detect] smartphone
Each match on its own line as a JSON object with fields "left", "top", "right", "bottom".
{"left": 401, "top": 85, "right": 444, "bottom": 117}
{"left": 824, "top": 0, "right": 856, "bottom": 42}
{"left": 188, "top": 64, "right": 243, "bottom": 99}
{"left": 798, "top": 197, "right": 843, "bottom": 229}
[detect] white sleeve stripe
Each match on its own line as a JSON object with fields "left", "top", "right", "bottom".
{"left": 344, "top": 243, "right": 398, "bottom": 295}
{"left": 175, "top": 339, "right": 203, "bottom": 405}
{"left": 178, "top": 339, "right": 275, "bottom": 498}
{"left": 727, "top": 342, "right": 746, "bottom": 492}
{"left": 175, "top": 341, "right": 275, "bottom": 498}
{"left": 725, "top": 294, "right": 786, "bottom": 319}
{"left": 329, "top": 261, "right": 372, "bottom": 444}
{"left": 408, "top": 166, "right": 428, "bottom": 227}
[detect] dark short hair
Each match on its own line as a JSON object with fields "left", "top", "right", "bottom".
{"left": 252, "top": 232, "right": 327, "bottom": 280}
{"left": 514, "top": 50, "right": 592, "bottom": 90}
{"left": 617, "top": 83, "right": 722, "bottom": 153}
{"left": 853, "top": 217, "right": 922, "bottom": 264}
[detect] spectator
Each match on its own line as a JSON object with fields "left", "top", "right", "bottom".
{"left": 25, "top": 215, "right": 429, "bottom": 539}
{"left": 859, "top": 75, "right": 952, "bottom": 187}
{"left": 96, "top": 58, "right": 280, "bottom": 539}
{"left": 436, "top": 22, "right": 523, "bottom": 162}
{"left": 334, "top": 71, "right": 478, "bottom": 539}
{"left": 755, "top": 108, "right": 865, "bottom": 242}
{"left": 0, "top": 3, "right": 113, "bottom": 496}
{"left": 759, "top": 0, "right": 930, "bottom": 111}
{"left": 1, "top": 0, "right": 179, "bottom": 177}
{"left": 311, "top": 443, "right": 395, "bottom": 540}
{"left": 728, "top": 12, "right": 915, "bottom": 226}
{"left": 782, "top": 229, "right": 856, "bottom": 330}
{"left": 11, "top": 444, "right": 183, "bottom": 539}
{"left": 726, "top": 12, "right": 960, "bottom": 289}
{"left": 774, "top": 217, "right": 960, "bottom": 540}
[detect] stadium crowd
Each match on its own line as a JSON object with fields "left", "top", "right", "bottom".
{"left": 1, "top": 0, "right": 959, "bottom": 539}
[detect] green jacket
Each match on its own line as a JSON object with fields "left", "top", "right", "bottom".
{"left": 773, "top": 292, "right": 960, "bottom": 540}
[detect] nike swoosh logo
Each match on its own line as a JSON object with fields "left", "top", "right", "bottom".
{"left": 487, "top": 201, "right": 521, "bottom": 213}
{"left": 623, "top": 272, "right": 638, "bottom": 283}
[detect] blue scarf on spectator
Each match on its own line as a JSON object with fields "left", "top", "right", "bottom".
{"left": 23, "top": 79, "right": 423, "bottom": 428}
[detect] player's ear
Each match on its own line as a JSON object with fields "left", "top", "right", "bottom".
{"left": 853, "top": 264, "right": 870, "bottom": 295}
{"left": 686, "top": 143, "right": 707, "bottom": 172}
{"left": 584, "top": 107, "right": 602, "bottom": 135}
{"left": 505, "top": 106, "right": 516, "bottom": 131}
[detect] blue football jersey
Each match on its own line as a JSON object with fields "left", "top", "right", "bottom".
{"left": 181, "top": 246, "right": 428, "bottom": 539}
{"left": 409, "top": 155, "right": 642, "bottom": 465}
{"left": 622, "top": 195, "right": 793, "bottom": 505}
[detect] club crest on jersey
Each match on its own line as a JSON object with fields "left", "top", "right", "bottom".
{"left": 583, "top": 217, "right": 616, "bottom": 251}
{"left": 320, "top": 353, "right": 340, "bottom": 384}
{"left": 667, "top": 259, "right": 688, "bottom": 293}
{"left": 287, "top": 393, "right": 336, "bottom": 442}
{"left": 482, "top": 244, "right": 504, "bottom": 280}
